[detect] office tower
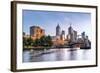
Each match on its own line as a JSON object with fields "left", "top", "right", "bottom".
{"left": 56, "top": 24, "right": 61, "bottom": 36}
{"left": 30, "top": 26, "right": 45, "bottom": 40}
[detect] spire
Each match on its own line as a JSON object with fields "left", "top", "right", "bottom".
{"left": 69, "top": 22, "right": 72, "bottom": 27}
{"left": 57, "top": 23, "right": 60, "bottom": 28}
{"left": 69, "top": 22, "right": 72, "bottom": 29}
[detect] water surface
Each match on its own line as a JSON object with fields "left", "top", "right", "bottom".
{"left": 23, "top": 48, "right": 93, "bottom": 62}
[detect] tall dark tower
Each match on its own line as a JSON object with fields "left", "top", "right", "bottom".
{"left": 68, "top": 23, "right": 73, "bottom": 34}
{"left": 56, "top": 24, "right": 61, "bottom": 36}
{"left": 68, "top": 23, "right": 74, "bottom": 43}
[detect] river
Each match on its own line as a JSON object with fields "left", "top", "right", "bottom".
{"left": 23, "top": 48, "right": 93, "bottom": 62}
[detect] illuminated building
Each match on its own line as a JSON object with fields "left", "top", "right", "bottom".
{"left": 30, "top": 26, "right": 45, "bottom": 40}
{"left": 61, "top": 30, "right": 65, "bottom": 40}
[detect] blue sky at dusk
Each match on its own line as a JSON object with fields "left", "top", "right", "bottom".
{"left": 23, "top": 10, "right": 91, "bottom": 39}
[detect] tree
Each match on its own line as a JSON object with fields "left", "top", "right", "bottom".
{"left": 39, "top": 35, "right": 53, "bottom": 47}
{"left": 23, "top": 37, "right": 27, "bottom": 47}
{"left": 23, "top": 35, "right": 53, "bottom": 48}
{"left": 45, "top": 35, "right": 53, "bottom": 46}
{"left": 27, "top": 37, "right": 33, "bottom": 46}
{"left": 34, "top": 39, "right": 41, "bottom": 47}
{"left": 23, "top": 37, "right": 33, "bottom": 47}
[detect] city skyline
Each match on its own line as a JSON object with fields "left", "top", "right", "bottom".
{"left": 23, "top": 10, "right": 91, "bottom": 40}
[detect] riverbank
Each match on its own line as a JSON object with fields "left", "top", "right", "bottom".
{"left": 23, "top": 46, "right": 73, "bottom": 50}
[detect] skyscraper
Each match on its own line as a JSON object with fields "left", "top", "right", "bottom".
{"left": 68, "top": 24, "right": 77, "bottom": 43}
{"left": 68, "top": 25, "right": 73, "bottom": 35}
{"left": 56, "top": 24, "right": 61, "bottom": 36}
{"left": 73, "top": 30, "right": 77, "bottom": 42}
{"left": 30, "top": 26, "right": 45, "bottom": 40}
{"left": 61, "top": 30, "right": 65, "bottom": 40}
{"left": 81, "top": 32, "right": 85, "bottom": 39}
{"left": 68, "top": 25, "right": 74, "bottom": 42}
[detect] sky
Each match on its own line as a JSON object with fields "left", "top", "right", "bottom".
{"left": 23, "top": 10, "right": 91, "bottom": 40}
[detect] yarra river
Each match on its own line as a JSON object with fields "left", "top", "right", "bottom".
{"left": 23, "top": 48, "right": 93, "bottom": 62}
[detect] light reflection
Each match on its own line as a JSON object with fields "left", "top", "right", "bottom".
{"left": 23, "top": 48, "right": 92, "bottom": 62}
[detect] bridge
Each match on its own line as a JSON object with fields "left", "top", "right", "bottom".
{"left": 68, "top": 42, "right": 84, "bottom": 48}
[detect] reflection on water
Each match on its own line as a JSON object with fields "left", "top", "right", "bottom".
{"left": 23, "top": 48, "right": 93, "bottom": 62}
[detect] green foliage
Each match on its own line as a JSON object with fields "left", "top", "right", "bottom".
{"left": 34, "top": 35, "right": 53, "bottom": 47}
{"left": 23, "top": 35, "right": 53, "bottom": 48}
{"left": 45, "top": 35, "right": 53, "bottom": 46}
{"left": 23, "top": 37, "right": 33, "bottom": 47}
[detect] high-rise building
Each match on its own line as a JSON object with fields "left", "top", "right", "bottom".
{"left": 85, "top": 36, "right": 91, "bottom": 48}
{"left": 68, "top": 25, "right": 73, "bottom": 34}
{"left": 61, "top": 30, "right": 65, "bottom": 40}
{"left": 68, "top": 25, "right": 77, "bottom": 43}
{"left": 61, "top": 30, "right": 65, "bottom": 35}
{"left": 73, "top": 30, "right": 77, "bottom": 42}
{"left": 56, "top": 24, "right": 61, "bottom": 36}
{"left": 30, "top": 26, "right": 45, "bottom": 40}
{"left": 81, "top": 32, "right": 85, "bottom": 39}
{"left": 68, "top": 25, "right": 74, "bottom": 42}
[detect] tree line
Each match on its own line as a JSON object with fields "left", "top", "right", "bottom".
{"left": 23, "top": 35, "right": 53, "bottom": 48}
